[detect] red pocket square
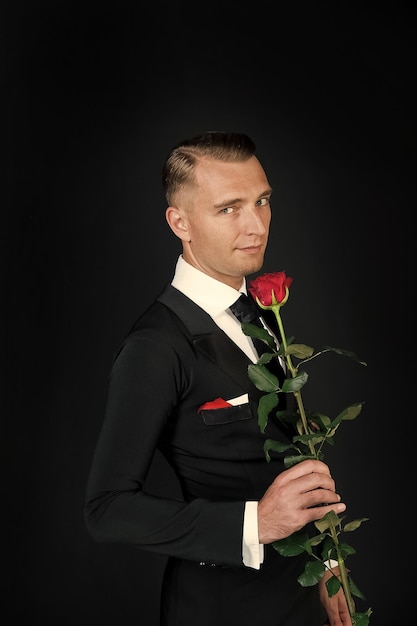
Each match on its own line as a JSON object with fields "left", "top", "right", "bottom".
{"left": 198, "top": 398, "right": 232, "bottom": 412}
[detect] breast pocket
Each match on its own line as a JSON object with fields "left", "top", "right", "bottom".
{"left": 200, "top": 403, "right": 254, "bottom": 426}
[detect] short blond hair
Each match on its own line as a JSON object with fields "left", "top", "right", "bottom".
{"left": 162, "top": 131, "right": 257, "bottom": 205}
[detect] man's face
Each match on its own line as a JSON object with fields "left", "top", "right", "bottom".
{"left": 173, "top": 156, "right": 272, "bottom": 289}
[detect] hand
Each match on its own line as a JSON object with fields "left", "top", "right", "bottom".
{"left": 320, "top": 568, "right": 352, "bottom": 625}
{"left": 257, "top": 459, "right": 346, "bottom": 544}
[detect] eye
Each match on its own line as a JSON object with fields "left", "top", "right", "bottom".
{"left": 256, "top": 197, "right": 270, "bottom": 207}
{"left": 219, "top": 207, "right": 235, "bottom": 214}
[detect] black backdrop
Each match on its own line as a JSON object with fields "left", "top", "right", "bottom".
{"left": 5, "top": 3, "right": 414, "bottom": 624}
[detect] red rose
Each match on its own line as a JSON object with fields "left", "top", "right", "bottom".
{"left": 249, "top": 271, "right": 293, "bottom": 307}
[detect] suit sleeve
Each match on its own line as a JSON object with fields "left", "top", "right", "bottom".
{"left": 84, "top": 332, "right": 246, "bottom": 566}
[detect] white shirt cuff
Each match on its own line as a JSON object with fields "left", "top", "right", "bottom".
{"left": 242, "top": 501, "right": 264, "bottom": 569}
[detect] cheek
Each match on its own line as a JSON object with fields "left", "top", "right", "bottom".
{"left": 191, "top": 221, "right": 227, "bottom": 245}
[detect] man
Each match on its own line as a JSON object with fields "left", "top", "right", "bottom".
{"left": 84, "top": 131, "right": 351, "bottom": 625}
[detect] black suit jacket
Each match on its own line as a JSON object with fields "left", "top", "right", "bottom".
{"left": 85, "top": 285, "right": 327, "bottom": 626}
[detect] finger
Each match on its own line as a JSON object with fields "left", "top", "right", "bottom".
{"left": 310, "top": 501, "right": 346, "bottom": 518}
{"left": 300, "top": 471, "right": 336, "bottom": 494}
{"left": 302, "top": 488, "right": 342, "bottom": 509}
{"left": 281, "top": 459, "right": 331, "bottom": 482}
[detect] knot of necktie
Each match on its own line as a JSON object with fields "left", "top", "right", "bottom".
{"left": 229, "top": 293, "right": 263, "bottom": 327}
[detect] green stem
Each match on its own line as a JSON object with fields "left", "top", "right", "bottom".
{"left": 271, "top": 304, "right": 315, "bottom": 456}
{"left": 329, "top": 522, "right": 355, "bottom": 616}
{"left": 271, "top": 302, "right": 355, "bottom": 618}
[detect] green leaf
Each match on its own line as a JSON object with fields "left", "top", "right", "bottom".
{"left": 325, "top": 573, "right": 342, "bottom": 597}
{"left": 285, "top": 343, "right": 314, "bottom": 358}
{"left": 314, "top": 510, "right": 344, "bottom": 532}
{"left": 247, "top": 363, "right": 280, "bottom": 392}
{"left": 352, "top": 611, "right": 372, "bottom": 626}
{"left": 241, "top": 322, "right": 276, "bottom": 349}
{"left": 330, "top": 402, "right": 364, "bottom": 429}
{"left": 308, "top": 412, "right": 331, "bottom": 429}
{"left": 308, "top": 533, "right": 327, "bottom": 547}
{"left": 349, "top": 575, "right": 366, "bottom": 600}
{"left": 293, "top": 432, "right": 326, "bottom": 445}
{"left": 276, "top": 409, "right": 299, "bottom": 424}
{"left": 320, "top": 536, "right": 337, "bottom": 561}
{"left": 322, "top": 345, "right": 367, "bottom": 366}
{"left": 263, "top": 438, "right": 293, "bottom": 461}
{"left": 257, "top": 393, "right": 279, "bottom": 433}
{"left": 298, "top": 559, "right": 325, "bottom": 587}
{"left": 339, "top": 542, "right": 356, "bottom": 559}
{"left": 272, "top": 529, "right": 311, "bottom": 557}
{"left": 284, "top": 454, "right": 318, "bottom": 468}
{"left": 257, "top": 352, "right": 275, "bottom": 365}
{"left": 344, "top": 517, "right": 369, "bottom": 532}
{"left": 282, "top": 370, "right": 308, "bottom": 393}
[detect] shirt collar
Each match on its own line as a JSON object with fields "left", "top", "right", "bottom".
{"left": 171, "top": 255, "right": 247, "bottom": 318}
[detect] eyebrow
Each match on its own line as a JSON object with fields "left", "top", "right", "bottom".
{"left": 212, "top": 188, "right": 273, "bottom": 209}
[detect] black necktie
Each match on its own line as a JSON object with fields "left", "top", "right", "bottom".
{"left": 230, "top": 293, "right": 286, "bottom": 383}
{"left": 230, "top": 293, "right": 271, "bottom": 357}
{"left": 230, "top": 293, "right": 262, "bottom": 324}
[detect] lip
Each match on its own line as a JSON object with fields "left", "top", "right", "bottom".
{"left": 238, "top": 245, "right": 263, "bottom": 254}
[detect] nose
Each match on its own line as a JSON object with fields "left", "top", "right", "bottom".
{"left": 243, "top": 206, "right": 270, "bottom": 236}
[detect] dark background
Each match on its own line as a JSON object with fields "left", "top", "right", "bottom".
{"left": 5, "top": 2, "right": 414, "bottom": 624}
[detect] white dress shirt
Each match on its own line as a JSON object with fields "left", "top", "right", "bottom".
{"left": 171, "top": 255, "right": 264, "bottom": 569}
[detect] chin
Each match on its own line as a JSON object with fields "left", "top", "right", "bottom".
{"left": 234, "top": 249, "right": 265, "bottom": 275}
{"left": 244, "top": 259, "right": 264, "bottom": 276}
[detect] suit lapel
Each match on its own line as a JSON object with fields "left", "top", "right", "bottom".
{"left": 157, "top": 285, "right": 253, "bottom": 389}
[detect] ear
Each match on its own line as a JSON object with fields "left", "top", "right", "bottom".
{"left": 165, "top": 206, "right": 191, "bottom": 241}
